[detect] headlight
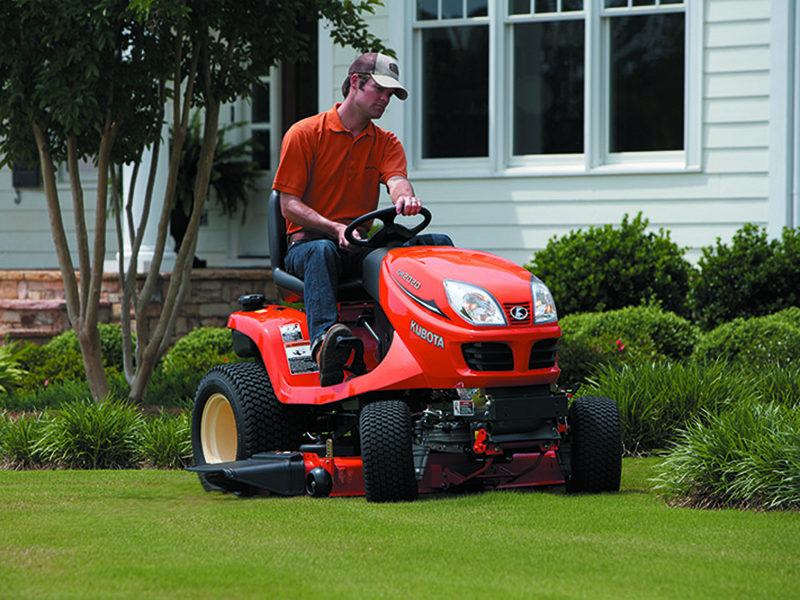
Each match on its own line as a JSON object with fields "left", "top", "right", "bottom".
{"left": 531, "top": 276, "right": 558, "bottom": 324}
{"left": 444, "top": 280, "right": 507, "bottom": 326}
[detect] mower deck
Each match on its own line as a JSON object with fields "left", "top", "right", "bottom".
{"left": 188, "top": 449, "right": 565, "bottom": 498}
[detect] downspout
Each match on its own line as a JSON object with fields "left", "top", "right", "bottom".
{"left": 793, "top": 3, "right": 800, "bottom": 228}
{"left": 768, "top": 0, "right": 796, "bottom": 236}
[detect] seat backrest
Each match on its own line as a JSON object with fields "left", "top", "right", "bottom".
{"left": 267, "top": 189, "right": 285, "bottom": 271}
{"left": 268, "top": 190, "right": 371, "bottom": 303}
{"left": 268, "top": 190, "right": 306, "bottom": 300}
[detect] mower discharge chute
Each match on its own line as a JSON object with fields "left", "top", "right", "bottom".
{"left": 188, "top": 192, "right": 622, "bottom": 502}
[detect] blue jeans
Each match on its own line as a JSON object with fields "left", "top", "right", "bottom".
{"left": 285, "top": 233, "right": 453, "bottom": 352}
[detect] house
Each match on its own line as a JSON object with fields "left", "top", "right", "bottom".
{"left": 0, "top": 0, "right": 795, "bottom": 337}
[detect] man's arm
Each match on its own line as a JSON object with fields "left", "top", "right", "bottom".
{"left": 280, "top": 192, "right": 358, "bottom": 250}
{"left": 386, "top": 175, "right": 422, "bottom": 216}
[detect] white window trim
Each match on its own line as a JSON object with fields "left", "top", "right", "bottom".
{"left": 400, "top": 0, "right": 702, "bottom": 180}
{"left": 227, "top": 67, "right": 281, "bottom": 264}
{"left": 245, "top": 68, "right": 282, "bottom": 176}
{"left": 595, "top": 1, "right": 702, "bottom": 173}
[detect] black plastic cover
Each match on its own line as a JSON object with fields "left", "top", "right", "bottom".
{"left": 231, "top": 329, "right": 259, "bottom": 358}
{"left": 188, "top": 452, "right": 307, "bottom": 496}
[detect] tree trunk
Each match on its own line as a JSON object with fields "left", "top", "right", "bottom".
{"left": 126, "top": 33, "right": 203, "bottom": 404}
{"left": 127, "top": 100, "right": 221, "bottom": 404}
{"left": 34, "top": 123, "right": 111, "bottom": 400}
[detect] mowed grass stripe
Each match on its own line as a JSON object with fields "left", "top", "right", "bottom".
{"left": 0, "top": 459, "right": 798, "bottom": 599}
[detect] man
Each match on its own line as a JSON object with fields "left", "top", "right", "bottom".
{"left": 273, "top": 52, "right": 451, "bottom": 386}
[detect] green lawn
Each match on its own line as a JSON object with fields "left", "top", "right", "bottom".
{"left": 1, "top": 459, "right": 798, "bottom": 599}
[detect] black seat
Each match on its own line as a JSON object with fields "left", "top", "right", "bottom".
{"left": 268, "top": 190, "right": 370, "bottom": 302}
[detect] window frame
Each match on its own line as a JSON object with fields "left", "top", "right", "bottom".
{"left": 411, "top": 10, "right": 493, "bottom": 174}
{"left": 247, "top": 68, "right": 282, "bottom": 175}
{"left": 407, "top": 0, "right": 702, "bottom": 177}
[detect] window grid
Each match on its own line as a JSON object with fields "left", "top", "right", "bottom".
{"left": 412, "top": 0, "right": 695, "bottom": 173}
{"left": 416, "top": 0, "right": 489, "bottom": 22}
{"left": 604, "top": 0, "right": 683, "bottom": 9}
{"left": 249, "top": 78, "right": 274, "bottom": 173}
{"left": 509, "top": 0, "right": 584, "bottom": 17}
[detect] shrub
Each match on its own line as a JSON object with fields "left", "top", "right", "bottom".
{"left": 3, "top": 380, "right": 95, "bottom": 412}
{"left": 527, "top": 213, "right": 693, "bottom": 317}
{"left": 1, "top": 412, "right": 51, "bottom": 468}
{"left": 752, "top": 361, "right": 800, "bottom": 406}
{"left": 653, "top": 400, "right": 800, "bottom": 510}
{"left": 47, "top": 323, "right": 129, "bottom": 372}
{"left": 1, "top": 406, "right": 193, "bottom": 470}
{"left": 769, "top": 305, "right": 800, "bottom": 329}
{"left": 142, "top": 364, "right": 198, "bottom": 409}
{"left": 35, "top": 398, "right": 144, "bottom": 469}
{"left": 580, "top": 356, "right": 800, "bottom": 455}
{"left": 154, "top": 327, "right": 246, "bottom": 406}
{"left": 557, "top": 330, "right": 633, "bottom": 390}
{"left": 161, "top": 326, "right": 239, "bottom": 374}
{"left": 690, "top": 224, "right": 800, "bottom": 330}
{"left": 0, "top": 343, "right": 27, "bottom": 395}
{"left": 691, "top": 309, "right": 800, "bottom": 368}
{"left": 138, "top": 411, "right": 192, "bottom": 469}
{"left": 10, "top": 341, "right": 85, "bottom": 394}
{"left": 557, "top": 305, "right": 699, "bottom": 387}
{"left": 580, "top": 360, "right": 754, "bottom": 454}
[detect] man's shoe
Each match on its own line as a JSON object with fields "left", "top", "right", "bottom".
{"left": 317, "top": 324, "right": 352, "bottom": 386}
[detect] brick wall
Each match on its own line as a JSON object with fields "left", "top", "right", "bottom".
{"left": 0, "top": 269, "right": 277, "bottom": 346}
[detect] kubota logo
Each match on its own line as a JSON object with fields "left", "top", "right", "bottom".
{"left": 509, "top": 306, "right": 529, "bottom": 321}
{"left": 410, "top": 320, "right": 444, "bottom": 348}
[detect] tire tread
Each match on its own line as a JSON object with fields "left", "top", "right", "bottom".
{"left": 360, "top": 400, "right": 418, "bottom": 503}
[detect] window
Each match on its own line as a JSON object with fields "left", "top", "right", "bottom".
{"left": 607, "top": 9, "right": 685, "bottom": 153}
{"left": 417, "top": 1, "right": 490, "bottom": 159}
{"left": 250, "top": 80, "right": 273, "bottom": 171}
{"left": 412, "top": 0, "right": 695, "bottom": 172}
{"left": 510, "top": 5, "right": 585, "bottom": 156}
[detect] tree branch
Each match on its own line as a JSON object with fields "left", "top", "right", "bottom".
{"left": 66, "top": 135, "right": 91, "bottom": 322}
{"left": 33, "top": 123, "right": 81, "bottom": 327}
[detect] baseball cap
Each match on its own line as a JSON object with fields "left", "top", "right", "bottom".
{"left": 348, "top": 53, "right": 408, "bottom": 101}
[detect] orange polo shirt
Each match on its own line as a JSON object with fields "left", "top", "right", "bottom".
{"left": 273, "top": 104, "right": 408, "bottom": 236}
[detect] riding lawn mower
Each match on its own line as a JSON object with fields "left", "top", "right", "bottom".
{"left": 188, "top": 192, "right": 622, "bottom": 502}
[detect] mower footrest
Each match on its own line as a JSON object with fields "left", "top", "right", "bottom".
{"left": 339, "top": 336, "right": 367, "bottom": 375}
{"left": 188, "top": 452, "right": 307, "bottom": 496}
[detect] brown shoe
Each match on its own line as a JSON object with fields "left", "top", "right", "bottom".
{"left": 317, "top": 324, "right": 352, "bottom": 386}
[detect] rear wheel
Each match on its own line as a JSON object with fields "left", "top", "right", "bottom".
{"left": 191, "top": 362, "right": 307, "bottom": 493}
{"left": 564, "top": 395, "right": 622, "bottom": 494}
{"left": 359, "top": 400, "right": 418, "bottom": 503}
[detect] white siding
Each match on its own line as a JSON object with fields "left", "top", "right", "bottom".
{"left": 391, "top": 0, "right": 775, "bottom": 267}
{"left": 0, "top": 0, "right": 787, "bottom": 272}
{"left": 0, "top": 167, "right": 119, "bottom": 270}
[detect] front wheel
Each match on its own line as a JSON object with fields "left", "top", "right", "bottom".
{"left": 191, "top": 362, "right": 306, "bottom": 493}
{"left": 359, "top": 400, "right": 418, "bottom": 503}
{"left": 564, "top": 395, "right": 622, "bottom": 494}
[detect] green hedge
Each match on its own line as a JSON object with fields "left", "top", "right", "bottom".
{"left": 527, "top": 213, "right": 693, "bottom": 318}
{"left": 557, "top": 305, "right": 699, "bottom": 387}
{"left": 0, "top": 344, "right": 26, "bottom": 395}
{"left": 580, "top": 360, "right": 800, "bottom": 455}
{"left": 653, "top": 400, "right": 800, "bottom": 510}
{"left": 2, "top": 326, "right": 245, "bottom": 411}
{"left": 691, "top": 307, "right": 800, "bottom": 368}
{"left": 0, "top": 402, "right": 191, "bottom": 470}
{"left": 690, "top": 224, "right": 800, "bottom": 330}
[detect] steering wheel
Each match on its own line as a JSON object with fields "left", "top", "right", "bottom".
{"left": 344, "top": 206, "right": 432, "bottom": 248}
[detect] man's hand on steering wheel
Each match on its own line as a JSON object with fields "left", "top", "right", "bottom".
{"left": 344, "top": 205, "right": 432, "bottom": 249}
{"left": 335, "top": 221, "right": 363, "bottom": 252}
{"left": 395, "top": 195, "right": 423, "bottom": 216}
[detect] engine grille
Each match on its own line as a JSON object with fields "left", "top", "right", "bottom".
{"left": 462, "top": 342, "right": 514, "bottom": 371}
{"left": 463, "top": 338, "right": 559, "bottom": 372}
{"left": 503, "top": 302, "right": 533, "bottom": 326}
{"left": 529, "top": 338, "right": 559, "bottom": 370}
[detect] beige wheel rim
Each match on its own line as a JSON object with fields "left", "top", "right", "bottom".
{"left": 201, "top": 393, "right": 238, "bottom": 463}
